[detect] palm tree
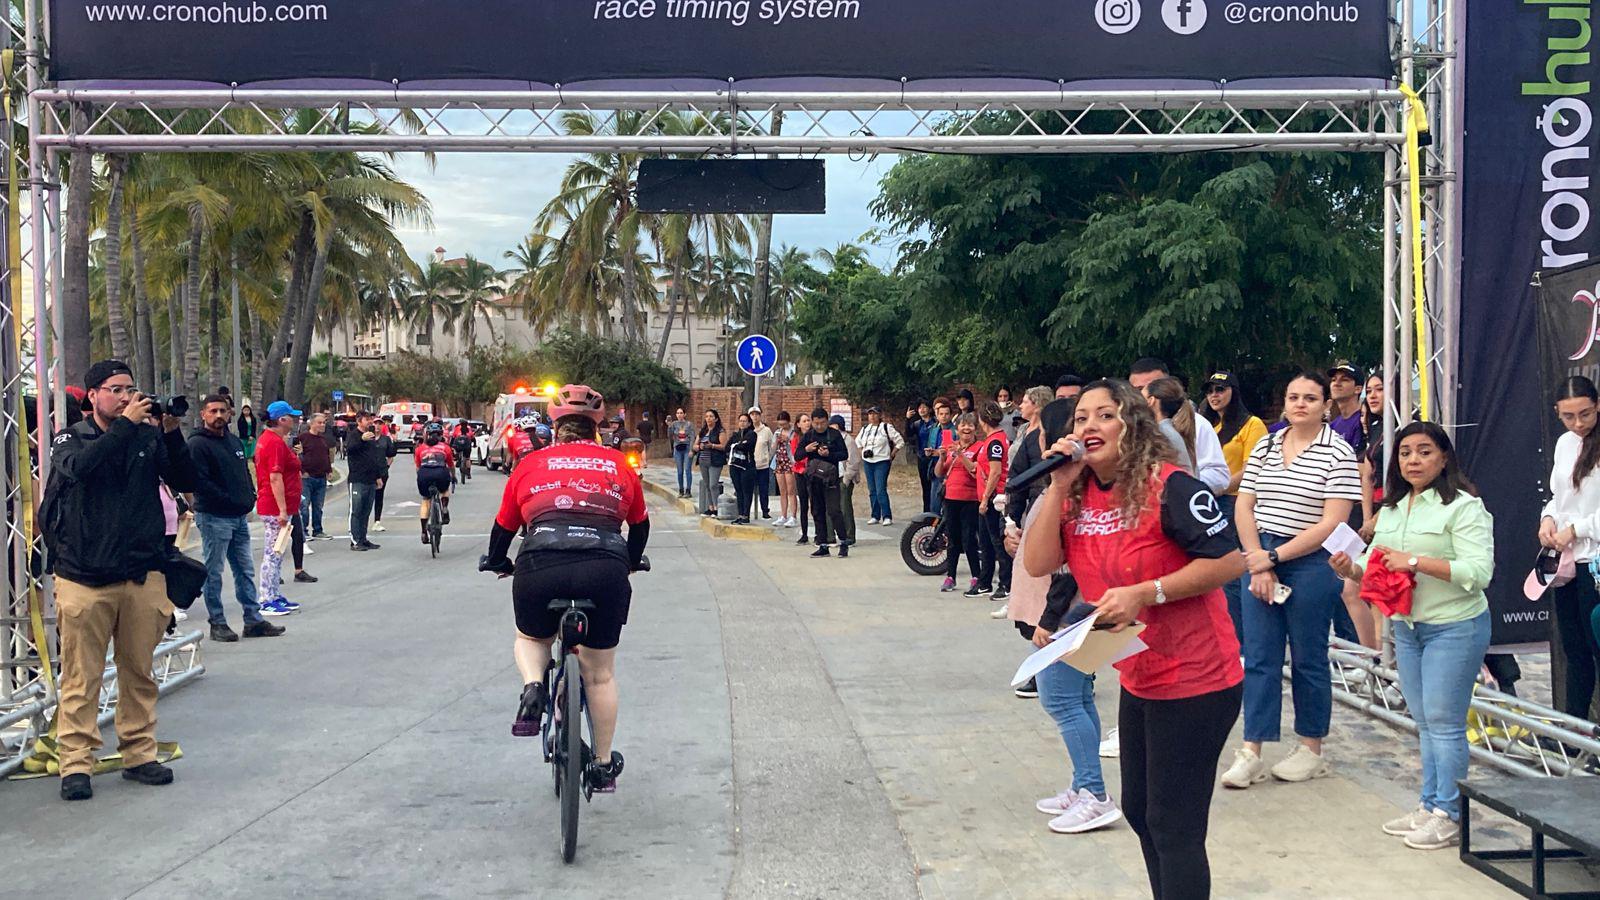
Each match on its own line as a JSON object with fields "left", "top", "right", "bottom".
{"left": 406, "top": 260, "right": 458, "bottom": 357}
{"left": 769, "top": 245, "right": 818, "bottom": 384}
{"left": 451, "top": 254, "right": 503, "bottom": 353}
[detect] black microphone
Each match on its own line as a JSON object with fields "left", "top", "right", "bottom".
{"left": 1006, "top": 443, "right": 1086, "bottom": 493}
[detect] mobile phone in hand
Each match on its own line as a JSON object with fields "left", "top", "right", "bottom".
{"left": 1272, "top": 583, "right": 1293, "bottom": 605}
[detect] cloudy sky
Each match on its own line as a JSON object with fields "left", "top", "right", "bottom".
{"left": 388, "top": 153, "right": 903, "bottom": 271}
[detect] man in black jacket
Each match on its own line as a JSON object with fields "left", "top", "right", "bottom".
{"left": 41, "top": 360, "right": 197, "bottom": 801}
{"left": 797, "top": 407, "right": 851, "bottom": 558}
{"left": 186, "top": 394, "right": 285, "bottom": 643}
{"left": 345, "top": 410, "right": 385, "bottom": 550}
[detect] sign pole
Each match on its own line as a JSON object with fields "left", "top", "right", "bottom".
{"left": 753, "top": 373, "right": 760, "bottom": 411}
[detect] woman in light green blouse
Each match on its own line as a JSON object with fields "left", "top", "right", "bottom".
{"left": 1329, "top": 421, "right": 1493, "bottom": 853}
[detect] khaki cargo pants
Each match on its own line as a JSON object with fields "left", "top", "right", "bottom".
{"left": 55, "top": 573, "right": 172, "bottom": 777}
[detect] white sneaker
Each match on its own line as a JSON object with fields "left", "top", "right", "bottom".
{"left": 868, "top": 517, "right": 880, "bottom": 525}
{"left": 1403, "top": 809, "right": 1460, "bottom": 850}
{"left": 1047, "top": 790, "right": 1122, "bottom": 834}
{"left": 990, "top": 603, "right": 1010, "bottom": 619}
{"left": 173, "top": 608, "right": 188, "bottom": 622}
{"left": 773, "top": 517, "right": 784, "bottom": 527}
{"left": 304, "top": 545, "right": 315, "bottom": 555}
{"left": 1271, "top": 744, "right": 1331, "bottom": 782}
{"left": 882, "top": 518, "right": 893, "bottom": 527}
{"left": 1220, "top": 747, "right": 1269, "bottom": 788}
{"left": 1036, "top": 789, "right": 1079, "bottom": 815}
{"left": 784, "top": 518, "right": 797, "bottom": 528}
{"left": 1383, "top": 805, "right": 1431, "bottom": 837}
{"left": 1098, "top": 728, "right": 1119, "bottom": 759}
{"left": 372, "top": 523, "right": 387, "bottom": 532}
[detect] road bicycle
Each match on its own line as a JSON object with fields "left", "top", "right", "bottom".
{"left": 455, "top": 442, "right": 473, "bottom": 483}
{"left": 426, "top": 484, "right": 444, "bottom": 558}
{"left": 540, "top": 555, "right": 650, "bottom": 863}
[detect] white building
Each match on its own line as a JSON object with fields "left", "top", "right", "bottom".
{"left": 319, "top": 248, "right": 739, "bottom": 389}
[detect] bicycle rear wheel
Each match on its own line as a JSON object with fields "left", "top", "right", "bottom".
{"left": 560, "top": 652, "right": 583, "bottom": 863}
{"left": 428, "top": 490, "right": 442, "bottom": 557}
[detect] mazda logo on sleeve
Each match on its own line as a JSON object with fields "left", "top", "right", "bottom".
{"left": 1189, "top": 491, "right": 1223, "bottom": 525}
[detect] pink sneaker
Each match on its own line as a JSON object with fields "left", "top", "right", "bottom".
{"left": 940, "top": 577, "right": 957, "bottom": 592}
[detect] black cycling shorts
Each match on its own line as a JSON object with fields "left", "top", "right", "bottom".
{"left": 512, "top": 553, "right": 632, "bottom": 650}
{"left": 416, "top": 466, "right": 452, "bottom": 499}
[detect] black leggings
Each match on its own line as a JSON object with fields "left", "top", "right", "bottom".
{"left": 291, "top": 510, "right": 305, "bottom": 570}
{"left": 1553, "top": 568, "right": 1600, "bottom": 720}
{"left": 796, "top": 471, "right": 811, "bottom": 535}
{"left": 374, "top": 479, "right": 387, "bottom": 522}
{"left": 943, "top": 498, "right": 981, "bottom": 581}
{"left": 1119, "top": 683, "right": 1243, "bottom": 900}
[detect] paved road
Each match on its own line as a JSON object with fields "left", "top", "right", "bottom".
{"left": 2, "top": 457, "right": 1509, "bottom": 898}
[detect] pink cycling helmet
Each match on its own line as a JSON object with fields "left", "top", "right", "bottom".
{"left": 549, "top": 384, "right": 606, "bottom": 424}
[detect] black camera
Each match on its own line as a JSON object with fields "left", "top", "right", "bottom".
{"left": 147, "top": 394, "right": 189, "bottom": 419}
{"left": 863, "top": 448, "right": 876, "bottom": 459}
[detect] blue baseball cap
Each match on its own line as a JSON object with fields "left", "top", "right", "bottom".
{"left": 266, "top": 400, "right": 302, "bottom": 421}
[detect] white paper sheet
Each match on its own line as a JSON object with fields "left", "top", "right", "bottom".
{"left": 1322, "top": 522, "right": 1367, "bottom": 560}
{"left": 1010, "top": 610, "right": 1148, "bottom": 686}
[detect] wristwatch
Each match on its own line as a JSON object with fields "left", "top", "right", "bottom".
{"left": 1267, "top": 549, "right": 1280, "bottom": 566}
{"left": 1408, "top": 556, "right": 1420, "bottom": 573}
{"left": 1153, "top": 579, "right": 1167, "bottom": 605}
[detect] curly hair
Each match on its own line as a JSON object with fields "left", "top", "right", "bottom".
{"left": 1065, "top": 379, "right": 1178, "bottom": 529}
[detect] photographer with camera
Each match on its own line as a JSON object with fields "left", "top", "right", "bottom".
{"left": 42, "top": 360, "right": 197, "bottom": 801}
{"left": 855, "top": 407, "right": 904, "bottom": 527}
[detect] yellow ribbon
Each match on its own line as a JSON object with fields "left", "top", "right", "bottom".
{"left": 1399, "top": 83, "right": 1431, "bottom": 422}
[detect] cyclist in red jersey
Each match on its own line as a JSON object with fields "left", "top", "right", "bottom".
{"left": 479, "top": 385, "right": 649, "bottom": 793}
{"left": 414, "top": 422, "right": 456, "bottom": 542}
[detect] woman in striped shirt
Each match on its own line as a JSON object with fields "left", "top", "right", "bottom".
{"left": 1222, "top": 371, "right": 1361, "bottom": 789}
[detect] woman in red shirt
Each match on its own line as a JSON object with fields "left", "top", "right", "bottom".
{"left": 1023, "top": 379, "right": 1245, "bottom": 900}
{"left": 936, "top": 412, "right": 984, "bottom": 593}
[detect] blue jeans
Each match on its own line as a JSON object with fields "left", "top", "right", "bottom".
{"left": 1218, "top": 495, "right": 1245, "bottom": 645}
{"left": 864, "top": 459, "right": 892, "bottom": 520}
{"left": 1392, "top": 611, "right": 1491, "bottom": 820}
{"left": 301, "top": 476, "right": 328, "bottom": 534}
{"left": 1035, "top": 660, "right": 1105, "bottom": 796}
{"left": 195, "top": 512, "right": 263, "bottom": 626}
{"left": 673, "top": 445, "right": 693, "bottom": 493}
{"left": 1241, "top": 532, "right": 1337, "bottom": 742}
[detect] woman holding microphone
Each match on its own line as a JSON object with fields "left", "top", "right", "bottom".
{"left": 1023, "top": 379, "right": 1244, "bottom": 900}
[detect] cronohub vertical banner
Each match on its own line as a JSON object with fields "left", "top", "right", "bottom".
{"left": 1459, "top": 0, "right": 1599, "bottom": 646}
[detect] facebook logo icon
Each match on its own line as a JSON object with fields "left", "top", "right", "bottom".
{"left": 1161, "top": 0, "right": 1207, "bottom": 33}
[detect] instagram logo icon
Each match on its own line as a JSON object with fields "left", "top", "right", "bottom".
{"left": 1095, "top": 0, "right": 1142, "bottom": 33}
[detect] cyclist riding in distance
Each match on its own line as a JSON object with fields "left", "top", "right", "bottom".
{"left": 508, "top": 414, "right": 552, "bottom": 468}
{"left": 449, "top": 419, "right": 476, "bottom": 467}
{"left": 479, "top": 385, "right": 648, "bottom": 794}
{"left": 414, "top": 422, "right": 457, "bottom": 543}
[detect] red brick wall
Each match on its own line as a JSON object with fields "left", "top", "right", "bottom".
{"left": 685, "top": 386, "right": 863, "bottom": 427}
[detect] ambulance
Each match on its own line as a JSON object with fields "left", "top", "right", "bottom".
{"left": 485, "top": 385, "right": 553, "bottom": 471}
{"left": 377, "top": 401, "right": 434, "bottom": 451}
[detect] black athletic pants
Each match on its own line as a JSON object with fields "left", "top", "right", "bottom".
{"left": 1553, "top": 567, "right": 1600, "bottom": 720}
{"left": 943, "top": 498, "right": 981, "bottom": 581}
{"left": 1119, "top": 683, "right": 1243, "bottom": 900}
{"left": 808, "top": 476, "right": 849, "bottom": 546}
{"left": 978, "top": 507, "right": 1012, "bottom": 591}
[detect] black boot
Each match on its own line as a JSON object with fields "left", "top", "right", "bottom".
{"left": 60, "top": 773, "right": 92, "bottom": 801}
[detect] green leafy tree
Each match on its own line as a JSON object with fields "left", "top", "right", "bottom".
{"left": 791, "top": 253, "right": 943, "bottom": 403}
{"left": 869, "top": 133, "right": 1382, "bottom": 400}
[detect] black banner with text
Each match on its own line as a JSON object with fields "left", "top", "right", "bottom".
{"left": 1459, "top": 0, "right": 1599, "bottom": 646}
{"left": 49, "top": 0, "right": 1391, "bottom": 85}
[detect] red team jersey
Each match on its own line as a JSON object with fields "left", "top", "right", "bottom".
{"left": 975, "top": 430, "right": 1010, "bottom": 496}
{"left": 496, "top": 442, "right": 648, "bottom": 532}
{"left": 1060, "top": 463, "right": 1243, "bottom": 700}
{"left": 414, "top": 441, "right": 456, "bottom": 469}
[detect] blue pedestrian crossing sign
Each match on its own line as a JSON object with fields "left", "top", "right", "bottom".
{"left": 737, "top": 334, "right": 778, "bottom": 378}
{"left": 332, "top": 390, "right": 345, "bottom": 402}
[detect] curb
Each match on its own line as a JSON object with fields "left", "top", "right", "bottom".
{"left": 641, "top": 476, "right": 778, "bottom": 542}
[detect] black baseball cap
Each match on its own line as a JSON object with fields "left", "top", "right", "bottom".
{"left": 83, "top": 359, "right": 132, "bottom": 390}
{"left": 1327, "top": 360, "right": 1360, "bottom": 379}
{"left": 1204, "top": 371, "right": 1239, "bottom": 391}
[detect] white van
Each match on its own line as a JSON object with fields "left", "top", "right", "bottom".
{"left": 378, "top": 401, "right": 435, "bottom": 451}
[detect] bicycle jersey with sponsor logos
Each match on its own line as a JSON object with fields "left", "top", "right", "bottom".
{"left": 415, "top": 441, "right": 455, "bottom": 469}
{"left": 495, "top": 442, "right": 648, "bottom": 532}
{"left": 1059, "top": 463, "right": 1242, "bottom": 701}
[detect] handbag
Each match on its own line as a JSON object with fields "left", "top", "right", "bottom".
{"left": 159, "top": 547, "right": 207, "bottom": 610}
{"left": 810, "top": 458, "right": 840, "bottom": 485}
